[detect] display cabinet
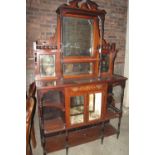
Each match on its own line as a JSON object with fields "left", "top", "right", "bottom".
{"left": 34, "top": 0, "right": 127, "bottom": 155}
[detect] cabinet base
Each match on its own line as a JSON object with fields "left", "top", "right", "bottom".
{"left": 44, "top": 123, "right": 117, "bottom": 153}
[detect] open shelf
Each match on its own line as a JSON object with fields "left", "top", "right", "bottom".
{"left": 44, "top": 123, "right": 117, "bottom": 153}
{"left": 42, "top": 90, "right": 64, "bottom": 103}
{"left": 43, "top": 101, "right": 65, "bottom": 111}
{"left": 104, "top": 104, "right": 121, "bottom": 120}
{"left": 42, "top": 90, "right": 65, "bottom": 112}
{"left": 104, "top": 123, "right": 117, "bottom": 137}
{"left": 43, "top": 117, "right": 65, "bottom": 134}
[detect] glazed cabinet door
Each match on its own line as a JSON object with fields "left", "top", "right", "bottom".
{"left": 70, "top": 95, "right": 85, "bottom": 125}
{"left": 88, "top": 92, "right": 102, "bottom": 121}
{"left": 65, "top": 84, "right": 108, "bottom": 128}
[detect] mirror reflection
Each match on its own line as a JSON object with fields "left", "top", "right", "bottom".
{"left": 89, "top": 93, "right": 102, "bottom": 121}
{"left": 70, "top": 96, "right": 84, "bottom": 125}
{"left": 101, "top": 53, "right": 109, "bottom": 72}
{"left": 40, "top": 55, "right": 55, "bottom": 77}
{"left": 63, "top": 62, "right": 93, "bottom": 76}
{"left": 62, "top": 17, "right": 94, "bottom": 57}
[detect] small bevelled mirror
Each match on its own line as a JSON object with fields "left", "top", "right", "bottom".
{"left": 101, "top": 53, "right": 109, "bottom": 72}
{"left": 62, "top": 16, "right": 94, "bottom": 57}
{"left": 39, "top": 55, "right": 55, "bottom": 77}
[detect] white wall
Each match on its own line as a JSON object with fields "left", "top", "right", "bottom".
{"left": 123, "top": 9, "right": 129, "bottom": 108}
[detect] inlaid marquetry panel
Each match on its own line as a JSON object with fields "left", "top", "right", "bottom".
{"left": 66, "top": 84, "right": 107, "bottom": 95}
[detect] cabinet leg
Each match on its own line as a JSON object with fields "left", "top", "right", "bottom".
{"left": 101, "top": 137, "right": 104, "bottom": 144}
{"left": 117, "top": 82, "right": 125, "bottom": 139}
{"left": 66, "top": 147, "right": 69, "bottom": 155}
{"left": 43, "top": 148, "right": 46, "bottom": 155}
{"left": 117, "top": 117, "right": 122, "bottom": 139}
{"left": 101, "top": 122, "right": 105, "bottom": 144}
{"left": 65, "top": 130, "right": 69, "bottom": 155}
{"left": 42, "top": 137, "right": 46, "bottom": 155}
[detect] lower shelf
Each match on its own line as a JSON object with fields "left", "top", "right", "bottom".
{"left": 45, "top": 133, "right": 66, "bottom": 152}
{"left": 104, "top": 123, "right": 117, "bottom": 137}
{"left": 43, "top": 117, "right": 65, "bottom": 134}
{"left": 44, "top": 123, "right": 117, "bottom": 153}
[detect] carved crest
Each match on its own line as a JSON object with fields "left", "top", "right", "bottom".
{"left": 68, "top": 0, "right": 99, "bottom": 11}
{"left": 102, "top": 39, "right": 116, "bottom": 52}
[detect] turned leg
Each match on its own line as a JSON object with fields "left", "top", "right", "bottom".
{"left": 101, "top": 135, "right": 104, "bottom": 144}
{"left": 42, "top": 133, "right": 46, "bottom": 155}
{"left": 101, "top": 122, "right": 105, "bottom": 144}
{"left": 117, "top": 117, "right": 122, "bottom": 139}
{"left": 117, "top": 81, "right": 125, "bottom": 139}
{"left": 43, "top": 150, "right": 46, "bottom": 155}
{"left": 65, "top": 130, "right": 69, "bottom": 155}
{"left": 66, "top": 147, "right": 68, "bottom": 155}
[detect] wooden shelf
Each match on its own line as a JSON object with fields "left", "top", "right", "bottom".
{"left": 104, "top": 105, "right": 121, "bottom": 120}
{"left": 104, "top": 123, "right": 117, "bottom": 137}
{"left": 43, "top": 101, "right": 65, "bottom": 111}
{"left": 42, "top": 90, "right": 65, "bottom": 111}
{"left": 43, "top": 117, "right": 65, "bottom": 134}
{"left": 104, "top": 111, "right": 120, "bottom": 120}
{"left": 44, "top": 123, "right": 117, "bottom": 153}
{"left": 42, "top": 90, "right": 63, "bottom": 103}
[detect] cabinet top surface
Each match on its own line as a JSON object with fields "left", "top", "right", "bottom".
{"left": 36, "top": 74, "right": 127, "bottom": 90}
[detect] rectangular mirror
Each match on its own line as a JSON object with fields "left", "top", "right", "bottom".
{"left": 101, "top": 53, "right": 109, "bottom": 72}
{"left": 39, "top": 54, "right": 55, "bottom": 77}
{"left": 63, "top": 62, "right": 93, "bottom": 76}
{"left": 62, "top": 16, "right": 94, "bottom": 57}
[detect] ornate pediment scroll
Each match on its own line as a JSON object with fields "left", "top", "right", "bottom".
{"left": 68, "top": 0, "right": 98, "bottom": 10}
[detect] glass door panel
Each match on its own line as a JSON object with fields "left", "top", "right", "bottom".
{"left": 88, "top": 93, "right": 102, "bottom": 121}
{"left": 70, "top": 96, "right": 84, "bottom": 125}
